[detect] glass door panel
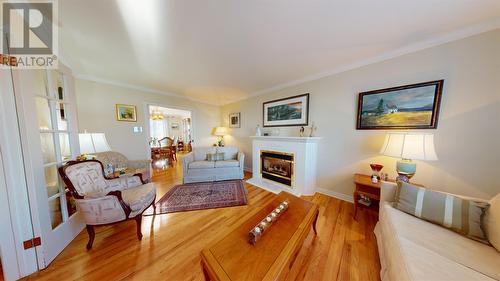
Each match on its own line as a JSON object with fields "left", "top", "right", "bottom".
{"left": 33, "top": 70, "right": 50, "bottom": 97}
{"left": 59, "top": 133, "right": 71, "bottom": 162}
{"left": 44, "top": 165, "right": 60, "bottom": 197}
{"left": 36, "top": 98, "right": 53, "bottom": 131}
{"left": 48, "top": 197, "right": 63, "bottom": 229}
{"left": 55, "top": 102, "right": 68, "bottom": 131}
{"left": 40, "top": 133, "right": 56, "bottom": 164}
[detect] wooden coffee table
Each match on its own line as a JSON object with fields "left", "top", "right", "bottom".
{"left": 200, "top": 192, "right": 319, "bottom": 281}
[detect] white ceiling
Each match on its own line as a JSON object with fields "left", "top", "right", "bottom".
{"left": 59, "top": 0, "right": 500, "bottom": 105}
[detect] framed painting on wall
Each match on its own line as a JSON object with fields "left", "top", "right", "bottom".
{"left": 356, "top": 80, "right": 443, "bottom": 130}
{"left": 116, "top": 104, "right": 137, "bottom": 122}
{"left": 229, "top": 112, "right": 241, "bottom": 128}
{"left": 263, "top": 94, "right": 309, "bottom": 127}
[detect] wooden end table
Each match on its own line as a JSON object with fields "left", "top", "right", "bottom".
{"left": 353, "top": 173, "right": 423, "bottom": 218}
{"left": 353, "top": 173, "right": 382, "bottom": 218}
{"left": 200, "top": 192, "right": 319, "bottom": 281}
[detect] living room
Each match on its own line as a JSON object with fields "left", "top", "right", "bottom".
{"left": 0, "top": 1, "right": 499, "bottom": 281}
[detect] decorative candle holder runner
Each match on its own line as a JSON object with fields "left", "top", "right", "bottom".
{"left": 248, "top": 200, "right": 289, "bottom": 245}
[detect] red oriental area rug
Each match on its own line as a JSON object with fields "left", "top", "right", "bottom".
{"left": 144, "top": 180, "right": 248, "bottom": 215}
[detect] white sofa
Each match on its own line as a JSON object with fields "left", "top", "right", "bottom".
{"left": 182, "top": 147, "right": 244, "bottom": 183}
{"left": 375, "top": 181, "right": 500, "bottom": 281}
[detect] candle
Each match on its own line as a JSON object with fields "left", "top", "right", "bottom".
{"left": 266, "top": 216, "right": 272, "bottom": 223}
{"left": 275, "top": 208, "right": 281, "bottom": 214}
{"left": 271, "top": 212, "right": 277, "bottom": 218}
{"left": 254, "top": 227, "right": 261, "bottom": 233}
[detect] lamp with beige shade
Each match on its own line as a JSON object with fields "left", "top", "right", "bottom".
{"left": 380, "top": 132, "right": 438, "bottom": 182}
{"left": 213, "top": 126, "right": 228, "bottom": 147}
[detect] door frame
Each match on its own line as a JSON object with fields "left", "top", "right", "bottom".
{"left": 0, "top": 69, "right": 38, "bottom": 280}
{"left": 143, "top": 102, "right": 195, "bottom": 160}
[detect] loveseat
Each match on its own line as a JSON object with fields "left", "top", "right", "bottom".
{"left": 95, "top": 151, "right": 151, "bottom": 182}
{"left": 182, "top": 147, "right": 244, "bottom": 183}
{"left": 375, "top": 181, "right": 500, "bottom": 281}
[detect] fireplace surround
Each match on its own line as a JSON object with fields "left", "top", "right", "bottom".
{"left": 247, "top": 136, "right": 321, "bottom": 196}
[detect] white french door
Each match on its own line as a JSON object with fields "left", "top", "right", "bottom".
{"left": 11, "top": 64, "right": 84, "bottom": 268}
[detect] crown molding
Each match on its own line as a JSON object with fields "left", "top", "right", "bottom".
{"left": 74, "top": 74, "right": 219, "bottom": 106}
{"left": 221, "top": 18, "right": 500, "bottom": 106}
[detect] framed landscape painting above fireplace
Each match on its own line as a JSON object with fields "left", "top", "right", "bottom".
{"left": 263, "top": 94, "right": 309, "bottom": 127}
{"left": 356, "top": 80, "right": 443, "bottom": 130}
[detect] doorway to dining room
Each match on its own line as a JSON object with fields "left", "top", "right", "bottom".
{"left": 147, "top": 105, "right": 193, "bottom": 172}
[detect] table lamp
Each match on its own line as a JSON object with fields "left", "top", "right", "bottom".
{"left": 78, "top": 133, "right": 112, "bottom": 160}
{"left": 380, "top": 132, "right": 438, "bottom": 182}
{"left": 213, "top": 127, "right": 228, "bottom": 147}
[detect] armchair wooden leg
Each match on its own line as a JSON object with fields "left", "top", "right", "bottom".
{"left": 86, "top": 225, "right": 95, "bottom": 250}
{"left": 135, "top": 216, "right": 143, "bottom": 240}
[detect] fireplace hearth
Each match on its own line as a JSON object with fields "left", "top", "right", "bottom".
{"left": 260, "top": 150, "right": 294, "bottom": 186}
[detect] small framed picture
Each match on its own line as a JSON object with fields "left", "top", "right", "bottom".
{"left": 229, "top": 112, "right": 241, "bottom": 128}
{"left": 116, "top": 104, "right": 137, "bottom": 122}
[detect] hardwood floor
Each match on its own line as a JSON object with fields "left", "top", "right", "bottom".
{"left": 25, "top": 158, "right": 380, "bottom": 281}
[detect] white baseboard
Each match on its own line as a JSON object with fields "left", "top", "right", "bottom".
{"left": 316, "top": 188, "right": 354, "bottom": 203}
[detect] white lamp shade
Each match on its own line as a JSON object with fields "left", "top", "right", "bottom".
{"left": 79, "top": 133, "right": 95, "bottom": 154}
{"left": 380, "top": 133, "right": 438, "bottom": 161}
{"left": 92, "top": 133, "right": 112, "bottom": 153}
{"left": 213, "top": 127, "right": 228, "bottom": 136}
{"left": 79, "top": 133, "right": 112, "bottom": 154}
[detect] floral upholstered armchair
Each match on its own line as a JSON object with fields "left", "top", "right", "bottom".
{"left": 58, "top": 160, "right": 156, "bottom": 249}
{"left": 95, "top": 151, "right": 151, "bottom": 182}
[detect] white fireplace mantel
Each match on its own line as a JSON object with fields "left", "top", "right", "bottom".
{"left": 249, "top": 136, "right": 322, "bottom": 143}
{"left": 247, "top": 136, "right": 322, "bottom": 196}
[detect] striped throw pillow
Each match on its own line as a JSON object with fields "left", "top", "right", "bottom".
{"left": 394, "top": 181, "right": 490, "bottom": 244}
{"left": 206, "top": 153, "right": 225, "bottom": 161}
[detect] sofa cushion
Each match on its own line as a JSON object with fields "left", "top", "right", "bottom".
{"left": 217, "top": 147, "right": 238, "bottom": 160}
{"left": 394, "top": 181, "right": 490, "bottom": 243}
{"left": 485, "top": 193, "right": 500, "bottom": 251}
{"left": 379, "top": 203, "right": 500, "bottom": 280}
{"left": 193, "top": 147, "right": 217, "bottom": 161}
{"left": 189, "top": 160, "right": 215, "bottom": 169}
{"left": 121, "top": 183, "right": 156, "bottom": 217}
{"left": 215, "top": 160, "right": 240, "bottom": 168}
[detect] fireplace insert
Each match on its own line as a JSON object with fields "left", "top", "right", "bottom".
{"left": 260, "top": 150, "right": 294, "bottom": 186}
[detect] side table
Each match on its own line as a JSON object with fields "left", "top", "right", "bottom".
{"left": 353, "top": 173, "right": 382, "bottom": 218}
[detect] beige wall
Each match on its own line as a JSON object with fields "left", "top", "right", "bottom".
{"left": 75, "top": 79, "right": 221, "bottom": 160}
{"left": 221, "top": 30, "right": 500, "bottom": 199}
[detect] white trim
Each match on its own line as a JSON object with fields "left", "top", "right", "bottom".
{"left": 316, "top": 188, "right": 354, "bottom": 203}
{"left": 75, "top": 74, "right": 219, "bottom": 106}
{"left": 224, "top": 19, "right": 500, "bottom": 105}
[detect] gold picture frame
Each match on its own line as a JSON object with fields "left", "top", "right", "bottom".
{"left": 116, "top": 104, "right": 137, "bottom": 122}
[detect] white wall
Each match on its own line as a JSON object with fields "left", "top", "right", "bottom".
{"left": 221, "top": 30, "right": 500, "bottom": 199}
{"left": 75, "top": 79, "right": 221, "bottom": 160}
